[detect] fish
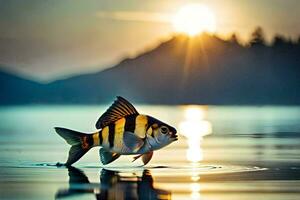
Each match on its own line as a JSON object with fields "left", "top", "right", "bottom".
{"left": 55, "top": 96, "right": 178, "bottom": 166}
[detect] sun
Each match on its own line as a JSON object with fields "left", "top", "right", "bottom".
{"left": 172, "top": 4, "right": 216, "bottom": 36}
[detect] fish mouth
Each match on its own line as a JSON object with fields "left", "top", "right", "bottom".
{"left": 169, "top": 131, "right": 178, "bottom": 141}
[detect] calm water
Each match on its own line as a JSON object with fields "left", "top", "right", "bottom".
{"left": 0, "top": 105, "right": 300, "bottom": 200}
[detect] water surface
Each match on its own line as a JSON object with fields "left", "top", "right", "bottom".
{"left": 0, "top": 105, "right": 300, "bottom": 199}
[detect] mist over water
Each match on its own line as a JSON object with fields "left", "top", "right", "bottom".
{"left": 0, "top": 105, "right": 300, "bottom": 199}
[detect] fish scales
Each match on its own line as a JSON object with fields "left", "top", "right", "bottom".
{"left": 101, "top": 126, "right": 109, "bottom": 148}
{"left": 108, "top": 123, "right": 115, "bottom": 148}
{"left": 124, "top": 114, "right": 137, "bottom": 132}
{"left": 92, "top": 131, "right": 99, "bottom": 146}
{"left": 134, "top": 115, "right": 148, "bottom": 138}
{"left": 113, "top": 118, "right": 126, "bottom": 151}
{"left": 94, "top": 114, "right": 148, "bottom": 152}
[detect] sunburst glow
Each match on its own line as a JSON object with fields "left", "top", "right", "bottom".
{"left": 172, "top": 4, "right": 216, "bottom": 36}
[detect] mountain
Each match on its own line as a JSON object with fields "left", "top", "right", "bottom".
{"left": 0, "top": 70, "right": 44, "bottom": 104}
{"left": 1, "top": 34, "right": 300, "bottom": 105}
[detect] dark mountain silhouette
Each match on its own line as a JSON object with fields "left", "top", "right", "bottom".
{"left": 1, "top": 30, "right": 300, "bottom": 105}
{"left": 0, "top": 70, "right": 44, "bottom": 104}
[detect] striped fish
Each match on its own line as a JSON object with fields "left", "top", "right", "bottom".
{"left": 55, "top": 96, "right": 178, "bottom": 166}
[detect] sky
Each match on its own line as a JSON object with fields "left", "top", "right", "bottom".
{"left": 0, "top": 0, "right": 299, "bottom": 81}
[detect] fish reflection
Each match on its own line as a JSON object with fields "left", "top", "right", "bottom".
{"left": 56, "top": 167, "right": 171, "bottom": 200}
{"left": 179, "top": 106, "right": 212, "bottom": 162}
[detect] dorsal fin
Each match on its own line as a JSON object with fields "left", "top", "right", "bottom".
{"left": 96, "top": 96, "right": 139, "bottom": 129}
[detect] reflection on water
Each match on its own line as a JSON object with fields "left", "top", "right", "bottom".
{"left": 179, "top": 106, "right": 212, "bottom": 162}
{"left": 190, "top": 182, "right": 201, "bottom": 200}
{"left": 56, "top": 167, "right": 171, "bottom": 200}
{"left": 179, "top": 106, "right": 212, "bottom": 200}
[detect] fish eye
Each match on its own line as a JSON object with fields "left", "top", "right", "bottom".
{"left": 160, "top": 126, "right": 169, "bottom": 134}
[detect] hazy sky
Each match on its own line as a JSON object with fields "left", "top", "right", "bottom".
{"left": 0, "top": 0, "right": 299, "bottom": 81}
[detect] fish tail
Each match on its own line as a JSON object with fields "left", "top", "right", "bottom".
{"left": 54, "top": 127, "right": 93, "bottom": 166}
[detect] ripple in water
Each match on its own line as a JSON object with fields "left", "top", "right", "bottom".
{"left": 15, "top": 162, "right": 267, "bottom": 175}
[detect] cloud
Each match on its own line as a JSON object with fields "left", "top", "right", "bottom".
{"left": 96, "top": 11, "right": 172, "bottom": 23}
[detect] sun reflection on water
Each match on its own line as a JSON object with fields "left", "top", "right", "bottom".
{"left": 190, "top": 182, "right": 201, "bottom": 200}
{"left": 179, "top": 106, "right": 212, "bottom": 199}
{"left": 179, "top": 106, "right": 212, "bottom": 163}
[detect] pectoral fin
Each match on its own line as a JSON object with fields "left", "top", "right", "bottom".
{"left": 123, "top": 131, "right": 144, "bottom": 152}
{"left": 99, "top": 148, "right": 121, "bottom": 165}
{"left": 132, "top": 151, "right": 153, "bottom": 165}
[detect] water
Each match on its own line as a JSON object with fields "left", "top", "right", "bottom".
{"left": 0, "top": 105, "right": 300, "bottom": 200}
